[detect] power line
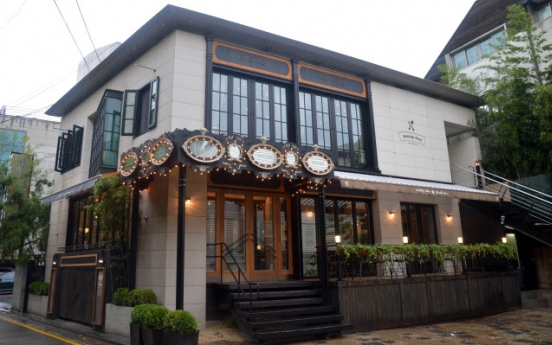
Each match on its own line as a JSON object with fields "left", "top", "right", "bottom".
{"left": 0, "top": 0, "right": 27, "bottom": 30}
{"left": 75, "top": 0, "right": 101, "bottom": 63}
{"left": 52, "top": 0, "right": 90, "bottom": 73}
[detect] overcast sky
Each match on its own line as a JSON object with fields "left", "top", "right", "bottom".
{"left": 0, "top": 0, "right": 475, "bottom": 121}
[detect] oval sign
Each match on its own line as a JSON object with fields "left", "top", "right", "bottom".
{"left": 151, "top": 138, "right": 174, "bottom": 166}
{"left": 120, "top": 152, "right": 138, "bottom": 177}
{"left": 303, "top": 151, "right": 334, "bottom": 175}
{"left": 183, "top": 135, "right": 225, "bottom": 163}
{"left": 247, "top": 144, "right": 283, "bottom": 170}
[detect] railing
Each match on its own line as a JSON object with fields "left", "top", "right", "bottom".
{"left": 450, "top": 163, "right": 552, "bottom": 225}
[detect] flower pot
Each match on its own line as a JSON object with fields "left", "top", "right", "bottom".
{"left": 129, "top": 323, "right": 144, "bottom": 345}
{"left": 164, "top": 330, "right": 199, "bottom": 345}
{"left": 142, "top": 327, "right": 164, "bottom": 345}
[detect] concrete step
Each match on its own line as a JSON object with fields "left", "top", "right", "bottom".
{"left": 522, "top": 298, "right": 549, "bottom": 309}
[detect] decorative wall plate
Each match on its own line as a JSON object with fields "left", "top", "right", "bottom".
{"left": 227, "top": 143, "right": 242, "bottom": 161}
{"left": 247, "top": 144, "right": 283, "bottom": 170}
{"left": 183, "top": 135, "right": 225, "bottom": 163}
{"left": 302, "top": 151, "right": 334, "bottom": 175}
{"left": 120, "top": 152, "right": 138, "bottom": 177}
{"left": 151, "top": 138, "right": 174, "bottom": 165}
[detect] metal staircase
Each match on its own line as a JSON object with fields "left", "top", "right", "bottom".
{"left": 450, "top": 164, "right": 552, "bottom": 246}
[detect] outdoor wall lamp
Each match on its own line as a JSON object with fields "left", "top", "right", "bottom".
{"left": 502, "top": 237, "right": 508, "bottom": 244}
{"left": 52, "top": 261, "right": 57, "bottom": 266}
{"left": 501, "top": 215, "right": 505, "bottom": 225}
{"left": 98, "top": 259, "right": 104, "bottom": 265}
{"left": 388, "top": 211, "right": 395, "bottom": 219}
{"left": 403, "top": 236, "right": 408, "bottom": 244}
{"left": 446, "top": 214, "right": 453, "bottom": 221}
{"left": 335, "top": 235, "right": 341, "bottom": 244}
{"left": 185, "top": 197, "right": 191, "bottom": 206}
{"left": 458, "top": 237, "right": 463, "bottom": 244}
{"left": 143, "top": 216, "right": 148, "bottom": 222}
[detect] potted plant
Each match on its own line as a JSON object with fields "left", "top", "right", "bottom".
{"left": 130, "top": 303, "right": 155, "bottom": 345}
{"left": 142, "top": 305, "right": 169, "bottom": 345}
{"left": 163, "top": 310, "right": 199, "bottom": 345}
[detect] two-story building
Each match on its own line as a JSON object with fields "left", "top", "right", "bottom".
{"left": 40, "top": 4, "right": 512, "bottom": 339}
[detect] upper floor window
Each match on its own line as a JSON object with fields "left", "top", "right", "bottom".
{"left": 121, "top": 77, "right": 159, "bottom": 137}
{"left": 55, "top": 125, "right": 83, "bottom": 174}
{"left": 452, "top": 30, "right": 505, "bottom": 69}
{"left": 210, "top": 72, "right": 289, "bottom": 142}
{"left": 299, "top": 91, "right": 366, "bottom": 169}
{"left": 537, "top": 3, "right": 552, "bottom": 21}
{"left": 89, "top": 90, "right": 122, "bottom": 178}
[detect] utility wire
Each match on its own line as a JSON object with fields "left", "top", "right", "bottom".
{"left": 0, "top": 0, "right": 27, "bottom": 30}
{"left": 75, "top": 0, "right": 101, "bottom": 63}
{"left": 52, "top": 0, "right": 90, "bottom": 73}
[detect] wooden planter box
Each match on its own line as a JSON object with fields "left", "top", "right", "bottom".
{"left": 164, "top": 330, "right": 199, "bottom": 345}
{"left": 142, "top": 327, "right": 164, "bottom": 345}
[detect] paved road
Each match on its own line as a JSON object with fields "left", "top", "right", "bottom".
{"left": 0, "top": 314, "right": 72, "bottom": 345}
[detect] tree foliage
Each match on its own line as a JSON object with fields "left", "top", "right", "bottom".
{"left": 87, "top": 174, "right": 132, "bottom": 288}
{"left": 441, "top": 4, "right": 552, "bottom": 179}
{"left": 0, "top": 131, "right": 52, "bottom": 265}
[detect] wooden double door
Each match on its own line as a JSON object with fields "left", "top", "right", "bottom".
{"left": 206, "top": 189, "right": 293, "bottom": 280}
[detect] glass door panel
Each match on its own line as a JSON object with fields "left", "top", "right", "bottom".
{"left": 253, "top": 196, "right": 274, "bottom": 271}
{"left": 224, "top": 194, "right": 246, "bottom": 272}
{"left": 280, "top": 198, "right": 290, "bottom": 271}
{"left": 301, "top": 198, "right": 317, "bottom": 278}
{"left": 206, "top": 193, "right": 216, "bottom": 272}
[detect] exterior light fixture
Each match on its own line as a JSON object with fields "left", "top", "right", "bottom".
{"left": 502, "top": 237, "right": 507, "bottom": 244}
{"left": 335, "top": 235, "right": 341, "bottom": 244}
{"left": 403, "top": 236, "right": 408, "bottom": 244}
{"left": 85, "top": 227, "right": 89, "bottom": 234}
{"left": 446, "top": 214, "right": 453, "bottom": 221}
{"left": 458, "top": 237, "right": 463, "bottom": 244}
{"left": 307, "top": 211, "right": 313, "bottom": 218}
{"left": 98, "top": 259, "right": 104, "bottom": 265}
{"left": 185, "top": 197, "right": 191, "bottom": 206}
{"left": 500, "top": 215, "right": 505, "bottom": 225}
{"left": 389, "top": 211, "right": 395, "bottom": 219}
{"left": 52, "top": 261, "right": 57, "bottom": 266}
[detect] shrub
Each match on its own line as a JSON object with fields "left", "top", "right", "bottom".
{"left": 163, "top": 310, "right": 199, "bottom": 335}
{"left": 28, "top": 281, "right": 49, "bottom": 296}
{"left": 113, "top": 288, "right": 129, "bottom": 306}
{"left": 128, "top": 289, "right": 157, "bottom": 307}
{"left": 131, "top": 303, "right": 155, "bottom": 326}
{"left": 143, "top": 305, "right": 168, "bottom": 330}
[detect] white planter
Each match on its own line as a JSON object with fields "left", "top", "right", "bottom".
{"left": 26, "top": 294, "right": 48, "bottom": 317}
{"left": 105, "top": 303, "right": 132, "bottom": 336}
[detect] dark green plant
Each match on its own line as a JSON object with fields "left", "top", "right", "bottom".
{"left": 28, "top": 281, "right": 49, "bottom": 296}
{"left": 143, "top": 305, "right": 169, "bottom": 330}
{"left": 113, "top": 288, "right": 129, "bottom": 306}
{"left": 163, "top": 310, "right": 199, "bottom": 335}
{"left": 131, "top": 303, "right": 155, "bottom": 326}
{"left": 128, "top": 289, "right": 157, "bottom": 307}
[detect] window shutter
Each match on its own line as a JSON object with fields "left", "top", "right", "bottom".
{"left": 122, "top": 90, "right": 138, "bottom": 136}
{"left": 147, "top": 77, "right": 159, "bottom": 129}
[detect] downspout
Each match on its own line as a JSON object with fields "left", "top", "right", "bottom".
{"left": 176, "top": 166, "right": 186, "bottom": 309}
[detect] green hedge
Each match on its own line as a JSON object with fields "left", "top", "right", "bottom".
{"left": 28, "top": 281, "right": 49, "bottom": 296}
{"left": 114, "top": 288, "right": 157, "bottom": 307}
{"left": 164, "top": 310, "right": 198, "bottom": 335}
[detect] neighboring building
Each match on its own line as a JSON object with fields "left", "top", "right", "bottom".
{"left": 40, "top": 5, "right": 513, "bottom": 338}
{"left": 425, "top": 0, "right": 552, "bottom": 290}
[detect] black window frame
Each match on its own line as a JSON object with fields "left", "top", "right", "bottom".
{"left": 89, "top": 89, "right": 123, "bottom": 178}
{"left": 325, "top": 198, "right": 374, "bottom": 246}
{"left": 54, "top": 125, "right": 84, "bottom": 174}
{"left": 400, "top": 203, "right": 439, "bottom": 244}
{"left": 209, "top": 70, "right": 291, "bottom": 142}
{"left": 299, "top": 88, "right": 367, "bottom": 169}
{"left": 121, "top": 77, "right": 159, "bottom": 137}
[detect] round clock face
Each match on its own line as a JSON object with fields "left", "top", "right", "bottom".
{"left": 184, "top": 136, "right": 224, "bottom": 163}
{"left": 151, "top": 139, "right": 174, "bottom": 165}
{"left": 227, "top": 144, "right": 242, "bottom": 160}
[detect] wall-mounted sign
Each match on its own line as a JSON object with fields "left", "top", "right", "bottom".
{"left": 302, "top": 151, "right": 334, "bottom": 176}
{"left": 213, "top": 42, "right": 292, "bottom": 80}
{"left": 141, "top": 147, "right": 151, "bottom": 169}
{"left": 184, "top": 135, "right": 225, "bottom": 163}
{"left": 120, "top": 152, "right": 138, "bottom": 177}
{"left": 399, "top": 131, "right": 426, "bottom": 145}
{"left": 298, "top": 63, "right": 366, "bottom": 98}
{"left": 151, "top": 138, "right": 174, "bottom": 165}
{"left": 247, "top": 143, "right": 283, "bottom": 170}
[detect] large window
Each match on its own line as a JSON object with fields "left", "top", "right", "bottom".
{"left": 452, "top": 30, "right": 505, "bottom": 69}
{"left": 537, "top": 3, "right": 552, "bottom": 21}
{"left": 211, "top": 72, "right": 289, "bottom": 142}
{"left": 299, "top": 91, "right": 366, "bottom": 168}
{"left": 121, "top": 77, "right": 159, "bottom": 137}
{"left": 55, "top": 125, "right": 83, "bottom": 174}
{"left": 89, "top": 90, "right": 122, "bottom": 178}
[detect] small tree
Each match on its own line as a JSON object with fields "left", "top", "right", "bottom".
{"left": 0, "top": 144, "right": 52, "bottom": 265}
{"left": 87, "top": 175, "right": 132, "bottom": 289}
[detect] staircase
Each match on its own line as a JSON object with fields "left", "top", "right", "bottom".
{"left": 213, "top": 281, "right": 351, "bottom": 344}
{"left": 521, "top": 290, "right": 552, "bottom": 309}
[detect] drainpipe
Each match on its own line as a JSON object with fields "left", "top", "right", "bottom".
{"left": 176, "top": 166, "right": 186, "bottom": 309}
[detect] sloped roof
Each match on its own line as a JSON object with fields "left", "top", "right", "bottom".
{"left": 47, "top": 5, "right": 482, "bottom": 116}
{"left": 424, "top": 0, "right": 527, "bottom": 82}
